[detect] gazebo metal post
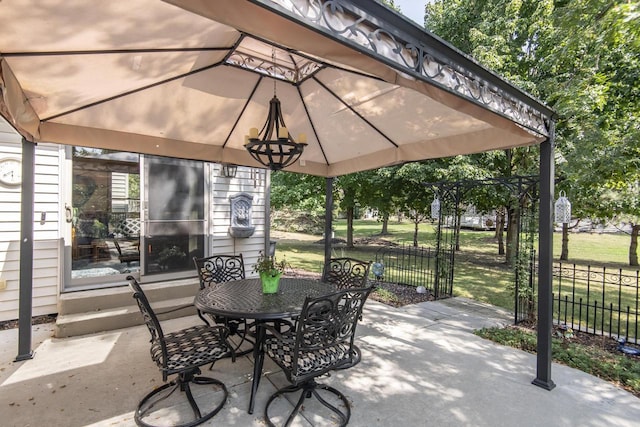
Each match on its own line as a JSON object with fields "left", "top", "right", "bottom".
{"left": 533, "top": 122, "right": 556, "bottom": 390}
{"left": 16, "top": 137, "right": 35, "bottom": 361}
{"left": 324, "top": 177, "right": 334, "bottom": 266}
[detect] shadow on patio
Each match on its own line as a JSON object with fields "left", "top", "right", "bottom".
{"left": 1, "top": 298, "right": 638, "bottom": 426}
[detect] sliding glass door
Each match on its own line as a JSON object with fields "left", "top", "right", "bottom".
{"left": 68, "top": 148, "right": 140, "bottom": 288}
{"left": 142, "top": 156, "right": 205, "bottom": 279}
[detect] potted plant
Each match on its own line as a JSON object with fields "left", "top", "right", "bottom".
{"left": 157, "top": 245, "right": 186, "bottom": 270}
{"left": 253, "top": 252, "right": 287, "bottom": 294}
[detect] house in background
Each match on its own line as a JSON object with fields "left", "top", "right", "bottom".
{"left": 0, "top": 116, "right": 268, "bottom": 333}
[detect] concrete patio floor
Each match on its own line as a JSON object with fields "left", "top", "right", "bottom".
{"left": 2, "top": 297, "right": 639, "bottom": 426}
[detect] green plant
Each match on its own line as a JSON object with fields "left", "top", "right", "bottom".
{"left": 373, "top": 287, "right": 401, "bottom": 305}
{"left": 475, "top": 326, "right": 640, "bottom": 398}
{"left": 253, "top": 252, "right": 287, "bottom": 277}
{"left": 92, "top": 219, "right": 107, "bottom": 238}
{"left": 157, "top": 245, "right": 186, "bottom": 268}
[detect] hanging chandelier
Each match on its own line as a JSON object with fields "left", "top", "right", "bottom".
{"left": 245, "top": 51, "right": 307, "bottom": 171}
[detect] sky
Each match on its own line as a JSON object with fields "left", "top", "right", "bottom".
{"left": 393, "top": 0, "right": 430, "bottom": 25}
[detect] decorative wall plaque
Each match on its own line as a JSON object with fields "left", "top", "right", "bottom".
{"left": 228, "top": 193, "right": 256, "bottom": 238}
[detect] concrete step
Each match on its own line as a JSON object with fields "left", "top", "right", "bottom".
{"left": 54, "top": 296, "right": 198, "bottom": 338}
{"left": 58, "top": 278, "right": 199, "bottom": 314}
{"left": 54, "top": 278, "right": 201, "bottom": 338}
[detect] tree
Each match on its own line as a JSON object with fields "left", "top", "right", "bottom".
{"left": 357, "top": 166, "right": 403, "bottom": 235}
{"left": 335, "top": 172, "right": 366, "bottom": 248}
{"left": 394, "top": 162, "right": 444, "bottom": 247}
{"left": 270, "top": 171, "right": 324, "bottom": 214}
{"left": 426, "top": 1, "right": 552, "bottom": 265}
{"left": 427, "top": 0, "right": 640, "bottom": 265}
{"left": 270, "top": 171, "right": 326, "bottom": 234}
{"left": 540, "top": 0, "right": 640, "bottom": 265}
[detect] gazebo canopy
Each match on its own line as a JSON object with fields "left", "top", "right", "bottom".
{"left": 0, "top": 0, "right": 552, "bottom": 177}
{"left": 1, "top": 0, "right": 558, "bottom": 392}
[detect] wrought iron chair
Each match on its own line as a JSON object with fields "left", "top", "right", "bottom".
{"left": 321, "top": 257, "right": 372, "bottom": 370}
{"left": 127, "top": 276, "right": 229, "bottom": 427}
{"left": 192, "top": 254, "right": 255, "bottom": 356}
{"left": 263, "top": 287, "right": 373, "bottom": 427}
{"left": 322, "top": 257, "right": 372, "bottom": 290}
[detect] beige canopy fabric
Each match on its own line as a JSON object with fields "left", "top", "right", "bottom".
{"left": 3, "top": 0, "right": 559, "bottom": 389}
{"left": 0, "top": 0, "right": 552, "bottom": 177}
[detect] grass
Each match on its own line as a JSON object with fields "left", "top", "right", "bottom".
{"left": 277, "top": 218, "right": 636, "bottom": 304}
{"left": 331, "top": 218, "right": 634, "bottom": 267}
{"left": 279, "top": 218, "right": 637, "bottom": 312}
{"left": 475, "top": 326, "right": 640, "bottom": 398}
{"left": 555, "top": 232, "right": 631, "bottom": 267}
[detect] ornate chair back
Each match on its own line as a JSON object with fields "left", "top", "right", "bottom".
{"left": 322, "top": 257, "right": 372, "bottom": 290}
{"left": 127, "top": 276, "right": 171, "bottom": 378}
{"left": 192, "top": 255, "right": 254, "bottom": 356}
{"left": 193, "top": 254, "right": 245, "bottom": 289}
{"left": 291, "top": 287, "right": 372, "bottom": 381}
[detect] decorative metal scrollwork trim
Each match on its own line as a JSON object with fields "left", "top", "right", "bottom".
{"left": 266, "top": 0, "right": 550, "bottom": 137}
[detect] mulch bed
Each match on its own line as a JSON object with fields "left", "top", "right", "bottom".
{"left": 0, "top": 314, "right": 57, "bottom": 331}
{"left": 287, "top": 268, "right": 434, "bottom": 307}
{"left": 512, "top": 319, "right": 638, "bottom": 358}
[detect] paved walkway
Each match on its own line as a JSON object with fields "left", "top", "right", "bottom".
{"left": 1, "top": 297, "right": 638, "bottom": 426}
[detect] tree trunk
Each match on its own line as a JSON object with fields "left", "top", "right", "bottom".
{"left": 560, "top": 222, "right": 569, "bottom": 261}
{"left": 630, "top": 224, "right": 639, "bottom": 266}
{"left": 346, "top": 206, "right": 354, "bottom": 248}
{"left": 381, "top": 212, "right": 389, "bottom": 235}
{"left": 497, "top": 211, "right": 505, "bottom": 255}
{"left": 413, "top": 219, "right": 419, "bottom": 247}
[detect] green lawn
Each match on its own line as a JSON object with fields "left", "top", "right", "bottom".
{"left": 276, "top": 218, "right": 637, "bottom": 314}
{"left": 552, "top": 231, "right": 631, "bottom": 267}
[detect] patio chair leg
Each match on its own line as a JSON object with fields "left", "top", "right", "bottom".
{"left": 264, "top": 380, "right": 350, "bottom": 427}
{"left": 134, "top": 369, "right": 228, "bottom": 427}
{"left": 312, "top": 384, "right": 350, "bottom": 425}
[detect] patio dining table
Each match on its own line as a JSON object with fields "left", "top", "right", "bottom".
{"left": 193, "top": 277, "right": 335, "bottom": 414}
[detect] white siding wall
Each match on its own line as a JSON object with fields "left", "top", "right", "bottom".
{"left": 111, "top": 172, "right": 129, "bottom": 213}
{"left": 0, "top": 119, "right": 61, "bottom": 321}
{"left": 210, "top": 165, "right": 267, "bottom": 277}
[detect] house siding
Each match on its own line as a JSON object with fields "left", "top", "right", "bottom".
{"left": 210, "top": 165, "right": 267, "bottom": 277}
{"left": 0, "top": 121, "right": 62, "bottom": 321}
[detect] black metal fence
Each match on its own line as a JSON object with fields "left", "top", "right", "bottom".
{"left": 374, "top": 244, "right": 453, "bottom": 299}
{"left": 552, "top": 263, "right": 639, "bottom": 344}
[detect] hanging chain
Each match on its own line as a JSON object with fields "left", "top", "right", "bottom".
{"left": 272, "top": 49, "right": 277, "bottom": 97}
